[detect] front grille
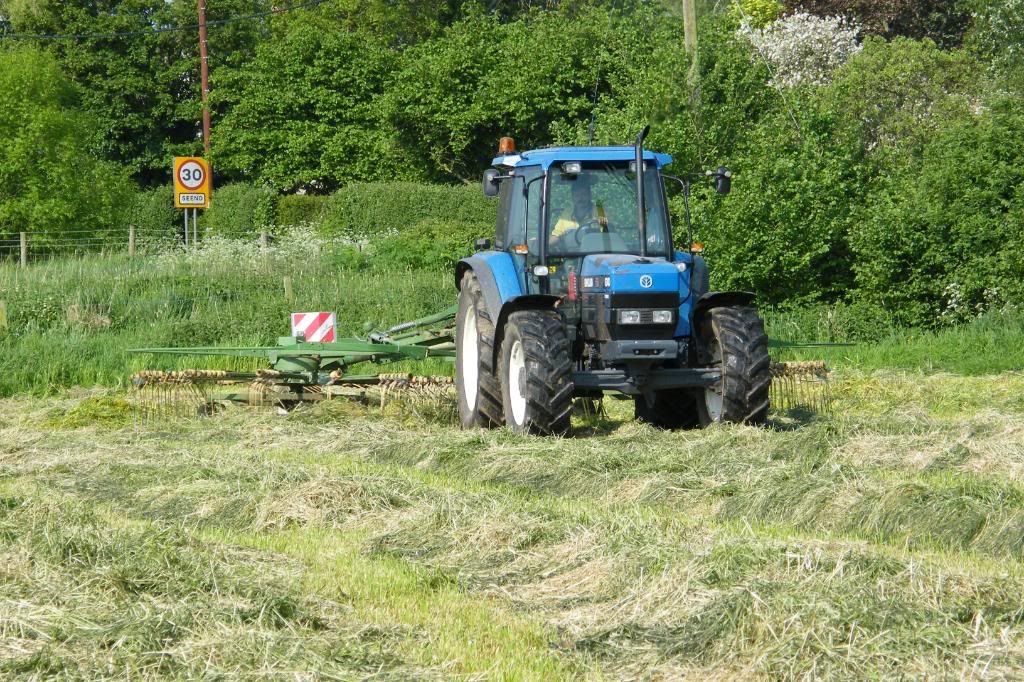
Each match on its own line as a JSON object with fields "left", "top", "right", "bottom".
{"left": 634, "top": 310, "right": 657, "bottom": 324}
{"left": 610, "top": 293, "right": 679, "bottom": 309}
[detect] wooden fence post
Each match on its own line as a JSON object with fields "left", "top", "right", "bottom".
{"left": 283, "top": 276, "right": 294, "bottom": 303}
{"left": 260, "top": 231, "right": 269, "bottom": 248}
{"left": 19, "top": 232, "right": 27, "bottom": 268}
{"left": 128, "top": 225, "right": 136, "bottom": 257}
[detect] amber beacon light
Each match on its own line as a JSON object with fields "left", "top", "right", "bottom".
{"left": 498, "top": 137, "right": 516, "bottom": 155}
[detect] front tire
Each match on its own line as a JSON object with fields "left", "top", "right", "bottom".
{"left": 456, "top": 271, "right": 502, "bottom": 428}
{"left": 499, "top": 309, "right": 573, "bottom": 435}
{"left": 696, "top": 306, "right": 770, "bottom": 426}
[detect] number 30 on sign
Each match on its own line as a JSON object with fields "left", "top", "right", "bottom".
{"left": 174, "top": 157, "right": 212, "bottom": 208}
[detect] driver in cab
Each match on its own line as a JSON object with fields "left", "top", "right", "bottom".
{"left": 550, "top": 179, "right": 607, "bottom": 249}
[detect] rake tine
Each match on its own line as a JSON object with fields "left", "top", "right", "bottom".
{"left": 770, "top": 361, "right": 833, "bottom": 416}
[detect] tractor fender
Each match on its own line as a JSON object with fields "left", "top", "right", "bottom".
{"left": 456, "top": 254, "right": 523, "bottom": 324}
{"left": 456, "top": 255, "right": 562, "bottom": 368}
{"left": 692, "top": 291, "right": 756, "bottom": 330}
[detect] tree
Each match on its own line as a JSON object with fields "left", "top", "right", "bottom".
{"left": 0, "top": 46, "right": 132, "bottom": 241}
{"left": 0, "top": 0, "right": 273, "bottom": 185}
{"left": 386, "top": 6, "right": 653, "bottom": 183}
{"left": 784, "top": 0, "right": 972, "bottom": 47}
{"left": 212, "top": 10, "right": 401, "bottom": 191}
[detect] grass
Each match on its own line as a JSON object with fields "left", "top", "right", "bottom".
{"left": 0, "top": 237, "right": 451, "bottom": 397}
{"left": 5, "top": 242, "right": 1024, "bottom": 676}
{"left": 769, "top": 308, "right": 1024, "bottom": 375}
{"left": 4, "top": 241, "right": 1024, "bottom": 398}
{"left": 4, "top": 371, "right": 1024, "bottom": 677}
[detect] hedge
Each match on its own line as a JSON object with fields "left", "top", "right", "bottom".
{"left": 200, "top": 183, "right": 275, "bottom": 238}
{"left": 276, "top": 194, "right": 329, "bottom": 228}
{"left": 320, "top": 182, "right": 496, "bottom": 240}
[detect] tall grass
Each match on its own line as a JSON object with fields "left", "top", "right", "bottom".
{"left": 3, "top": 240, "right": 1024, "bottom": 397}
{"left": 766, "top": 305, "right": 1024, "bottom": 374}
{"left": 0, "top": 233, "right": 451, "bottom": 396}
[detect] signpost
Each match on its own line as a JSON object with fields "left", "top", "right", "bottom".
{"left": 174, "top": 157, "right": 211, "bottom": 247}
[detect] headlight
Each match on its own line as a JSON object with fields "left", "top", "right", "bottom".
{"left": 618, "top": 310, "right": 642, "bottom": 325}
{"left": 652, "top": 310, "right": 674, "bottom": 324}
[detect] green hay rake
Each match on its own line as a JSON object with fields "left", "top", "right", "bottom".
{"left": 131, "top": 306, "right": 458, "bottom": 415}
{"left": 130, "top": 305, "right": 837, "bottom": 420}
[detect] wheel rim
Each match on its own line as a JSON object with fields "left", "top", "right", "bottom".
{"left": 508, "top": 339, "right": 527, "bottom": 426}
{"left": 460, "top": 304, "right": 479, "bottom": 410}
{"left": 704, "top": 336, "right": 724, "bottom": 421}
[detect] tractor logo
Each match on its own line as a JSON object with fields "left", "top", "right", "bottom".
{"left": 640, "top": 275, "right": 653, "bottom": 289}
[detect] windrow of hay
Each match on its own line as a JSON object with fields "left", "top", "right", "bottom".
{"left": 0, "top": 494, "right": 429, "bottom": 679}
{"left": 6, "top": 370, "right": 1024, "bottom": 677}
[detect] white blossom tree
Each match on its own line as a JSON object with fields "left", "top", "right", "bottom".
{"left": 740, "top": 12, "right": 862, "bottom": 87}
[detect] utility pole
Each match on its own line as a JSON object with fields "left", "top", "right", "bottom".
{"left": 198, "top": 0, "right": 212, "bottom": 156}
{"left": 683, "top": 0, "right": 699, "bottom": 92}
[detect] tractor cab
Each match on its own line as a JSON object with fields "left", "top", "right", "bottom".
{"left": 482, "top": 139, "right": 701, "bottom": 350}
{"left": 484, "top": 140, "right": 676, "bottom": 298}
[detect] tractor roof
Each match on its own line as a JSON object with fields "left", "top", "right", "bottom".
{"left": 493, "top": 146, "right": 673, "bottom": 170}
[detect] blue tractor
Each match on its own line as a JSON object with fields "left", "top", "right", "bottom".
{"left": 455, "top": 128, "right": 771, "bottom": 434}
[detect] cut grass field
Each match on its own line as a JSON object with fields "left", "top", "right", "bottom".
{"left": 5, "top": 370, "right": 1024, "bottom": 678}
{"left": 5, "top": 245, "right": 1024, "bottom": 678}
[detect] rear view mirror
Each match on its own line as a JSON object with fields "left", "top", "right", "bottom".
{"left": 715, "top": 166, "right": 732, "bottom": 195}
{"left": 483, "top": 169, "right": 500, "bottom": 197}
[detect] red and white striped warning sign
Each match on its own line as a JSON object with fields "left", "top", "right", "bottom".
{"left": 291, "top": 312, "right": 337, "bottom": 342}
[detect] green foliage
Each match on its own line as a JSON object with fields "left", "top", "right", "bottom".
{"left": 0, "top": 0, "right": 269, "bottom": 184}
{"left": 385, "top": 6, "right": 647, "bottom": 182}
{"left": 128, "top": 186, "right": 178, "bottom": 239}
{"left": 692, "top": 96, "right": 866, "bottom": 303}
{"left": 851, "top": 94, "right": 1024, "bottom": 326}
{"left": 373, "top": 219, "right": 488, "bottom": 270}
{"left": 201, "top": 183, "right": 276, "bottom": 238}
{"left": 967, "top": 0, "right": 1024, "bottom": 73}
{"left": 276, "top": 195, "right": 329, "bottom": 229}
{"left": 320, "top": 182, "right": 495, "bottom": 240}
{"left": 0, "top": 45, "right": 132, "bottom": 242}
{"left": 213, "top": 13, "right": 402, "bottom": 191}
{"left": 825, "top": 37, "right": 979, "bottom": 164}
{"left": 729, "top": 0, "right": 783, "bottom": 27}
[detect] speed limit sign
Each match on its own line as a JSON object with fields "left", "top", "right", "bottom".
{"left": 174, "top": 157, "right": 211, "bottom": 208}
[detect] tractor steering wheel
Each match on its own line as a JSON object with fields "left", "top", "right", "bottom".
{"left": 572, "top": 220, "right": 605, "bottom": 246}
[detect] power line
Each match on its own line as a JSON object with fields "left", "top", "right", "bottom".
{"left": 0, "top": 0, "right": 330, "bottom": 42}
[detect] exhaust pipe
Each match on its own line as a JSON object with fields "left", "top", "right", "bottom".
{"left": 635, "top": 125, "right": 650, "bottom": 257}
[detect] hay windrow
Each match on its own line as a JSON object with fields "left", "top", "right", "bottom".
{"left": 7, "top": 371, "right": 1024, "bottom": 678}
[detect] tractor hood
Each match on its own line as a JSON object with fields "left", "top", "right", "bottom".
{"left": 580, "top": 254, "right": 683, "bottom": 294}
{"left": 579, "top": 254, "right": 695, "bottom": 338}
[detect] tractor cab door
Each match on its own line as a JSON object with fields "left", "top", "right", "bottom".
{"left": 497, "top": 165, "right": 544, "bottom": 296}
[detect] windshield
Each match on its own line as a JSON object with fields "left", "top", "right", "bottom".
{"left": 546, "top": 162, "right": 670, "bottom": 257}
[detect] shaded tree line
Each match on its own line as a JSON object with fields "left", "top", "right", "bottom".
{"left": 1, "top": 0, "right": 1022, "bottom": 325}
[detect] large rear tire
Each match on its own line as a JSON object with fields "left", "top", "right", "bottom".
{"left": 456, "top": 271, "right": 503, "bottom": 428}
{"left": 499, "top": 309, "right": 573, "bottom": 435}
{"left": 696, "top": 306, "right": 770, "bottom": 426}
{"left": 634, "top": 389, "right": 700, "bottom": 429}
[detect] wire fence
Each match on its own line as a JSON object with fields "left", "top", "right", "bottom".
{"left": 0, "top": 227, "right": 345, "bottom": 266}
